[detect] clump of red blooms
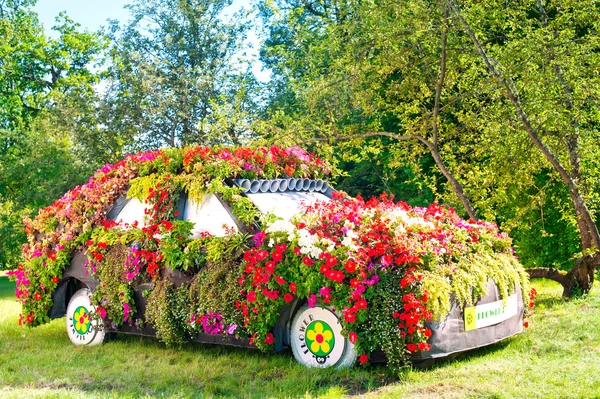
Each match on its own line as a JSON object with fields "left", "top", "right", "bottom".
{"left": 523, "top": 287, "right": 537, "bottom": 329}
{"left": 238, "top": 192, "right": 496, "bottom": 362}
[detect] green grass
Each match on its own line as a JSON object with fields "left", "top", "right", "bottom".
{"left": 1, "top": 274, "right": 599, "bottom": 398}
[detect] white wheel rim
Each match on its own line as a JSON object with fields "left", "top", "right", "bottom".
{"left": 66, "top": 289, "right": 102, "bottom": 345}
{"left": 291, "top": 306, "right": 346, "bottom": 367}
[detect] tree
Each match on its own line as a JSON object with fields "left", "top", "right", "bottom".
{"left": 0, "top": 0, "right": 107, "bottom": 268}
{"left": 102, "top": 0, "right": 258, "bottom": 149}
{"left": 258, "top": 0, "right": 487, "bottom": 220}
{"left": 448, "top": 0, "right": 600, "bottom": 296}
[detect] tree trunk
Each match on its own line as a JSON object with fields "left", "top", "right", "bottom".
{"left": 526, "top": 253, "right": 599, "bottom": 297}
{"left": 562, "top": 253, "right": 599, "bottom": 297}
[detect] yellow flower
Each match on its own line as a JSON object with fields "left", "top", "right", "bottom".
{"left": 306, "top": 322, "right": 333, "bottom": 355}
{"left": 74, "top": 307, "right": 90, "bottom": 334}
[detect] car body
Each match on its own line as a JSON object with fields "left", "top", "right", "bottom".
{"left": 11, "top": 146, "right": 528, "bottom": 370}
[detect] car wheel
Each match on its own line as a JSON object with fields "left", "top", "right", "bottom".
{"left": 66, "top": 288, "right": 106, "bottom": 346}
{"left": 290, "top": 304, "right": 357, "bottom": 368}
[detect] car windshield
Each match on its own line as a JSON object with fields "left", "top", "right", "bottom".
{"left": 246, "top": 191, "right": 330, "bottom": 221}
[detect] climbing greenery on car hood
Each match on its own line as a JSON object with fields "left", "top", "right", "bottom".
{"left": 8, "top": 145, "right": 530, "bottom": 371}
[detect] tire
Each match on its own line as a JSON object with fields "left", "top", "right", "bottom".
{"left": 290, "top": 304, "right": 357, "bottom": 368}
{"left": 66, "top": 288, "right": 106, "bottom": 346}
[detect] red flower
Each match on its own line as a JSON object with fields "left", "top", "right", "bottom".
{"left": 94, "top": 253, "right": 103, "bottom": 261}
{"left": 272, "top": 251, "right": 283, "bottom": 262}
{"left": 355, "top": 298, "right": 367, "bottom": 310}
{"left": 406, "top": 343, "right": 417, "bottom": 352}
{"left": 275, "top": 276, "right": 286, "bottom": 285}
{"left": 161, "top": 220, "right": 173, "bottom": 230}
{"left": 97, "top": 242, "right": 107, "bottom": 249}
{"left": 51, "top": 277, "right": 59, "bottom": 284}
{"left": 48, "top": 252, "right": 57, "bottom": 261}
{"left": 325, "top": 255, "right": 338, "bottom": 267}
{"left": 424, "top": 329, "right": 432, "bottom": 337}
{"left": 86, "top": 240, "right": 93, "bottom": 247}
{"left": 289, "top": 282, "right": 297, "bottom": 293}
{"left": 26, "top": 312, "right": 34, "bottom": 324}
{"left": 284, "top": 293, "right": 294, "bottom": 303}
{"left": 344, "top": 312, "right": 356, "bottom": 323}
{"left": 147, "top": 262, "right": 158, "bottom": 277}
{"left": 344, "top": 260, "right": 357, "bottom": 274}
{"left": 359, "top": 354, "right": 369, "bottom": 365}
{"left": 302, "top": 257, "right": 314, "bottom": 266}
{"left": 265, "top": 261, "right": 276, "bottom": 274}
{"left": 349, "top": 332, "right": 358, "bottom": 344}
{"left": 34, "top": 292, "right": 42, "bottom": 301}
{"left": 524, "top": 321, "right": 529, "bottom": 328}
{"left": 256, "top": 250, "right": 269, "bottom": 261}
{"left": 264, "top": 333, "right": 274, "bottom": 345}
{"left": 247, "top": 291, "right": 257, "bottom": 303}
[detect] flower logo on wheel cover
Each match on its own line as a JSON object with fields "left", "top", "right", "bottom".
{"left": 305, "top": 321, "right": 335, "bottom": 357}
{"left": 73, "top": 306, "right": 91, "bottom": 335}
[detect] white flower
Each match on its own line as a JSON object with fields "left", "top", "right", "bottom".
{"left": 321, "top": 238, "right": 335, "bottom": 252}
{"left": 310, "top": 246, "right": 323, "bottom": 258}
{"left": 266, "top": 219, "right": 296, "bottom": 235}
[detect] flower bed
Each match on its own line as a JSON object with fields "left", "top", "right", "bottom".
{"left": 8, "top": 145, "right": 530, "bottom": 371}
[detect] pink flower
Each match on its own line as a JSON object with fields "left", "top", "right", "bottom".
{"left": 123, "top": 302, "right": 131, "bottom": 322}
{"left": 308, "top": 294, "right": 317, "bottom": 308}
{"left": 97, "top": 306, "right": 107, "bottom": 319}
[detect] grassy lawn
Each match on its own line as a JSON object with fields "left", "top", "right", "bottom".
{"left": 1, "top": 271, "right": 599, "bottom": 398}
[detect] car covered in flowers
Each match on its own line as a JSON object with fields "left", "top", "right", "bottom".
{"left": 9, "top": 146, "right": 531, "bottom": 371}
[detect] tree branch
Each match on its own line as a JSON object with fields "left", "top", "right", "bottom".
{"left": 526, "top": 267, "right": 568, "bottom": 286}
{"left": 307, "top": 130, "right": 480, "bottom": 220}
{"left": 432, "top": 15, "right": 448, "bottom": 148}
{"left": 448, "top": 0, "right": 600, "bottom": 249}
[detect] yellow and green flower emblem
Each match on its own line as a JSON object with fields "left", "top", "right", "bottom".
{"left": 305, "top": 321, "right": 335, "bottom": 357}
{"left": 73, "top": 306, "right": 91, "bottom": 335}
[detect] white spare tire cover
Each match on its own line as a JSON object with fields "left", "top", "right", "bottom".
{"left": 66, "top": 288, "right": 106, "bottom": 346}
{"left": 290, "top": 304, "right": 357, "bottom": 368}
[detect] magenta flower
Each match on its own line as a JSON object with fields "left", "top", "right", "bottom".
{"left": 308, "top": 294, "right": 317, "bottom": 308}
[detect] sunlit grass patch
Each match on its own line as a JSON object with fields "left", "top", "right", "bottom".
{"left": 1, "top": 275, "right": 600, "bottom": 398}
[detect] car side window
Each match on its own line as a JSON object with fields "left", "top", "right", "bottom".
{"left": 183, "top": 193, "right": 238, "bottom": 238}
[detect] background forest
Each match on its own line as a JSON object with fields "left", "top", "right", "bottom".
{"left": 1, "top": 0, "right": 599, "bottom": 293}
